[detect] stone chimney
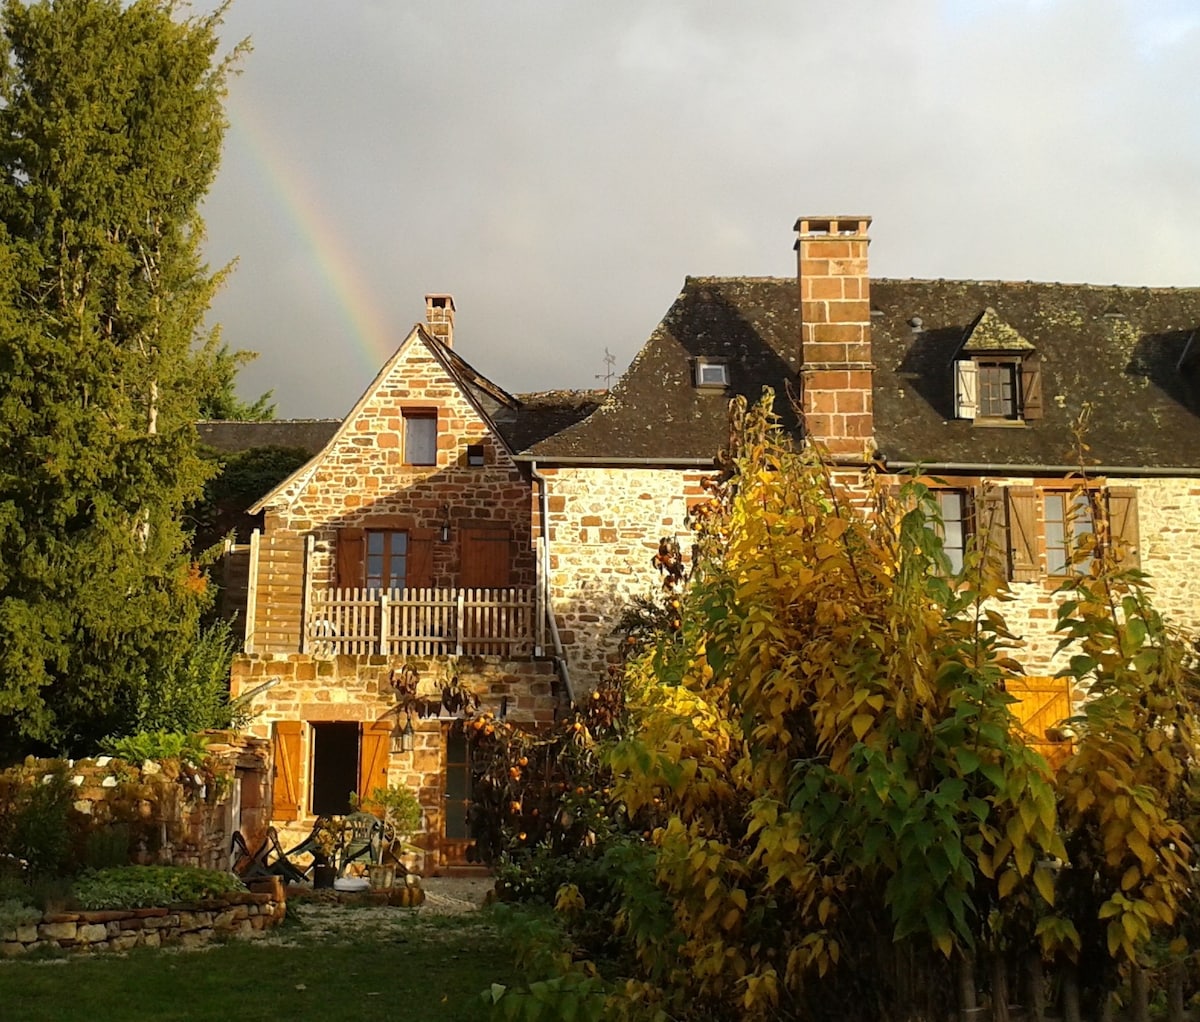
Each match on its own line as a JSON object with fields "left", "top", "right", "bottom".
{"left": 424, "top": 293, "right": 455, "bottom": 349}
{"left": 794, "top": 216, "right": 874, "bottom": 458}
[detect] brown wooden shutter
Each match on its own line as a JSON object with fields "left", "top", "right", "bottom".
{"left": 1021, "top": 356, "right": 1044, "bottom": 420}
{"left": 461, "top": 527, "right": 513, "bottom": 588}
{"left": 357, "top": 721, "right": 392, "bottom": 813}
{"left": 1006, "top": 487, "right": 1040, "bottom": 582}
{"left": 407, "top": 530, "right": 435, "bottom": 589}
{"left": 336, "top": 528, "right": 365, "bottom": 587}
{"left": 1106, "top": 487, "right": 1140, "bottom": 569}
{"left": 271, "top": 721, "right": 303, "bottom": 822}
{"left": 975, "top": 486, "right": 1010, "bottom": 581}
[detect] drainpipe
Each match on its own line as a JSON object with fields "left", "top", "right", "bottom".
{"left": 530, "top": 461, "right": 575, "bottom": 704}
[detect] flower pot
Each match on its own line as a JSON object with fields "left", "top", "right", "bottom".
{"left": 313, "top": 863, "right": 337, "bottom": 889}
{"left": 367, "top": 863, "right": 395, "bottom": 891}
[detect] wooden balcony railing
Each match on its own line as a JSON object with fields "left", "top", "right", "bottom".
{"left": 303, "top": 586, "right": 535, "bottom": 658}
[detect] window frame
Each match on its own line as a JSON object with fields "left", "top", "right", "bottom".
{"left": 694, "top": 359, "right": 729, "bottom": 389}
{"left": 365, "top": 529, "right": 409, "bottom": 590}
{"left": 975, "top": 359, "right": 1020, "bottom": 421}
{"left": 1042, "top": 490, "right": 1095, "bottom": 577}
{"left": 954, "top": 353, "right": 1043, "bottom": 424}
{"left": 933, "top": 489, "right": 970, "bottom": 574}
{"left": 402, "top": 409, "right": 438, "bottom": 466}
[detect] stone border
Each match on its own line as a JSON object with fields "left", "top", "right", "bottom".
{"left": 0, "top": 891, "right": 285, "bottom": 957}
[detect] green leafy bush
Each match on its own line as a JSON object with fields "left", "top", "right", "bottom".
{"left": 120, "top": 620, "right": 249, "bottom": 737}
{"left": 0, "top": 764, "right": 73, "bottom": 878}
{"left": 73, "top": 866, "right": 247, "bottom": 910}
{"left": 0, "top": 898, "right": 41, "bottom": 930}
{"left": 99, "top": 731, "right": 210, "bottom": 765}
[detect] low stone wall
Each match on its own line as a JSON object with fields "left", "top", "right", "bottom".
{"left": 0, "top": 890, "right": 285, "bottom": 957}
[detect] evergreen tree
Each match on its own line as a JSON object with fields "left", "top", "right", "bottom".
{"left": 0, "top": 0, "right": 245, "bottom": 755}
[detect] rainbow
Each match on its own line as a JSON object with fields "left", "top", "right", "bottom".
{"left": 224, "top": 94, "right": 398, "bottom": 374}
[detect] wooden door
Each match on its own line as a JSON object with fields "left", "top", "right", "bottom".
{"left": 460, "top": 527, "right": 512, "bottom": 589}
{"left": 440, "top": 726, "right": 474, "bottom": 867}
{"left": 1007, "top": 675, "right": 1074, "bottom": 768}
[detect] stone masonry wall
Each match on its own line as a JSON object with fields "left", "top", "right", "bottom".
{"left": 537, "top": 466, "right": 709, "bottom": 693}
{"left": 981, "top": 475, "right": 1200, "bottom": 678}
{"left": 0, "top": 890, "right": 285, "bottom": 957}
{"left": 540, "top": 465, "right": 1199, "bottom": 696}
{"left": 267, "top": 338, "right": 534, "bottom": 591}
{"left": 231, "top": 652, "right": 561, "bottom": 861}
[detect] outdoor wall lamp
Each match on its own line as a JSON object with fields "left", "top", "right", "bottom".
{"left": 439, "top": 503, "right": 451, "bottom": 543}
{"left": 392, "top": 713, "right": 415, "bottom": 754}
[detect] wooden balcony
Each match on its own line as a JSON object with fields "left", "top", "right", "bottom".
{"left": 303, "top": 586, "right": 535, "bottom": 658}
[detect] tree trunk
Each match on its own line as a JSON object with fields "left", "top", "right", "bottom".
{"left": 1060, "top": 963, "right": 1081, "bottom": 1022}
{"left": 990, "top": 955, "right": 1010, "bottom": 1022}
{"left": 1130, "top": 965, "right": 1149, "bottom": 1022}
{"left": 1167, "top": 959, "right": 1185, "bottom": 1022}
{"left": 1025, "top": 954, "right": 1046, "bottom": 1022}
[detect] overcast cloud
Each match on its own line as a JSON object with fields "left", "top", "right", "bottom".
{"left": 198, "top": 0, "right": 1200, "bottom": 418}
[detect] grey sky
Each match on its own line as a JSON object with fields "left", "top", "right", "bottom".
{"left": 199, "top": 0, "right": 1200, "bottom": 418}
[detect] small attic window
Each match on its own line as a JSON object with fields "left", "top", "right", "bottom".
{"left": 467, "top": 443, "right": 485, "bottom": 467}
{"left": 954, "top": 308, "right": 1043, "bottom": 425}
{"left": 695, "top": 360, "right": 729, "bottom": 388}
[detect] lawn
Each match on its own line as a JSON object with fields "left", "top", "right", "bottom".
{"left": 0, "top": 904, "right": 516, "bottom": 1022}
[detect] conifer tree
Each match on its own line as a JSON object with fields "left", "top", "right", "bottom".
{"left": 0, "top": 0, "right": 244, "bottom": 754}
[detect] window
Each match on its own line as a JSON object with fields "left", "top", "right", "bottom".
{"left": 403, "top": 410, "right": 437, "bottom": 465}
{"left": 955, "top": 484, "right": 1139, "bottom": 584}
{"left": 466, "top": 443, "right": 485, "bottom": 467}
{"left": 366, "top": 530, "right": 408, "bottom": 589}
{"left": 935, "top": 490, "right": 968, "bottom": 573}
{"left": 1043, "top": 492, "right": 1094, "bottom": 575}
{"left": 695, "top": 360, "right": 729, "bottom": 388}
{"left": 977, "top": 361, "right": 1019, "bottom": 419}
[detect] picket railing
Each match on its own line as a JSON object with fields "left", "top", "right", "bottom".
{"left": 303, "top": 586, "right": 534, "bottom": 658}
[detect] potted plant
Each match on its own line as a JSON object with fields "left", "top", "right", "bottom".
{"left": 362, "top": 784, "right": 424, "bottom": 879}
{"left": 312, "top": 816, "right": 342, "bottom": 889}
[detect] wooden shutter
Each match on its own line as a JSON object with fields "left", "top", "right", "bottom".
{"left": 975, "top": 485, "right": 1010, "bottom": 581}
{"left": 1021, "top": 356, "right": 1044, "bottom": 420}
{"left": 955, "top": 360, "right": 978, "bottom": 419}
{"left": 271, "top": 721, "right": 303, "bottom": 822}
{"left": 1106, "top": 487, "right": 1140, "bottom": 569}
{"left": 357, "top": 721, "right": 392, "bottom": 814}
{"left": 407, "top": 530, "right": 435, "bottom": 589}
{"left": 1006, "top": 487, "right": 1040, "bottom": 582}
{"left": 461, "top": 527, "right": 512, "bottom": 588}
{"left": 1007, "top": 675, "right": 1074, "bottom": 769}
{"left": 336, "top": 528, "right": 365, "bottom": 587}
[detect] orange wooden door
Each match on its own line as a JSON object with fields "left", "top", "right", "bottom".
{"left": 460, "top": 527, "right": 511, "bottom": 588}
{"left": 1007, "top": 675, "right": 1074, "bottom": 768}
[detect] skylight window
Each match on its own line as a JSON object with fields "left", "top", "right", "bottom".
{"left": 695, "top": 360, "right": 729, "bottom": 388}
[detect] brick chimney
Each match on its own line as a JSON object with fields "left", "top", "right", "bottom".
{"left": 794, "top": 216, "right": 874, "bottom": 458}
{"left": 424, "top": 293, "right": 455, "bottom": 348}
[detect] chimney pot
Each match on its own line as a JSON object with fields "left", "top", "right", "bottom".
{"left": 424, "top": 293, "right": 455, "bottom": 349}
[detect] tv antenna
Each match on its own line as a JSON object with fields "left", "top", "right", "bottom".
{"left": 595, "top": 348, "right": 617, "bottom": 389}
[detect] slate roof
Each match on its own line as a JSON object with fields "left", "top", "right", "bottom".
{"left": 526, "top": 276, "right": 1200, "bottom": 470}
{"left": 197, "top": 419, "right": 340, "bottom": 455}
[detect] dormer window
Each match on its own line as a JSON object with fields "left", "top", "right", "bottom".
{"left": 695, "top": 360, "right": 729, "bottom": 388}
{"left": 953, "top": 308, "right": 1042, "bottom": 424}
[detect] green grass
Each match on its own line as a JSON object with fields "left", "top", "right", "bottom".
{"left": 0, "top": 907, "right": 515, "bottom": 1022}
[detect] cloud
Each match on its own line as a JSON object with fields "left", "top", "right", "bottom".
{"left": 200, "top": 0, "right": 1200, "bottom": 417}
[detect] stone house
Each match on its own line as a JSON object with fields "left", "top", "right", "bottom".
{"left": 226, "top": 216, "right": 1200, "bottom": 869}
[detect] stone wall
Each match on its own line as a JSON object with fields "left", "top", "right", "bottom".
{"left": 3, "top": 738, "right": 270, "bottom": 872}
{"left": 266, "top": 337, "right": 535, "bottom": 592}
{"left": 536, "top": 466, "right": 709, "bottom": 692}
{"left": 231, "top": 652, "right": 561, "bottom": 859}
{"left": 538, "top": 464, "right": 1200, "bottom": 694}
{"left": 0, "top": 890, "right": 285, "bottom": 957}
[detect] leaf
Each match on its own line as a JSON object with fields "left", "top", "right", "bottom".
{"left": 997, "top": 869, "right": 1019, "bottom": 899}
{"left": 851, "top": 714, "right": 873, "bottom": 740}
{"left": 1033, "top": 867, "right": 1055, "bottom": 906}
{"left": 1120, "top": 865, "right": 1140, "bottom": 892}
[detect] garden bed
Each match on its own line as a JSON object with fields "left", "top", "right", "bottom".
{"left": 0, "top": 888, "right": 285, "bottom": 956}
